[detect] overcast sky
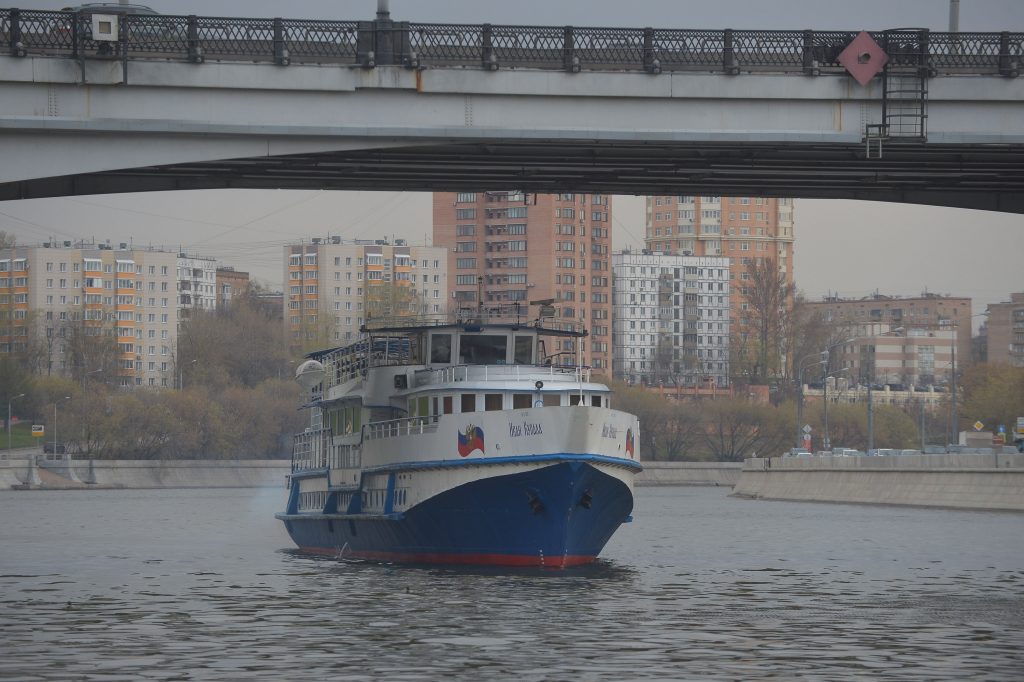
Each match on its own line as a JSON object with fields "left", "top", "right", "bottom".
{"left": 3, "top": 0, "right": 1023, "bottom": 328}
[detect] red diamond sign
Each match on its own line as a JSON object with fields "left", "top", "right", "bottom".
{"left": 838, "top": 31, "right": 889, "bottom": 87}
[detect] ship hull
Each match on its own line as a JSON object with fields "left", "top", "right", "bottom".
{"left": 277, "top": 461, "right": 634, "bottom": 567}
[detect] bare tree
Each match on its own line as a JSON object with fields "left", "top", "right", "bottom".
{"left": 741, "top": 257, "right": 796, "bottom": 384}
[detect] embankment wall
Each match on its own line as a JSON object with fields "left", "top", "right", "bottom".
{"left": 733, "top": 453, "right": 1024, "bottom": 511}
{"left": 0, "top": 455, "right": 736, "bottom": 490}
{"left": 0, "top": 455, "right": 289, "bottom": 489}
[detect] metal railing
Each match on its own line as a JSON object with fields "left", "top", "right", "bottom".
{"left": 2, "top": 9, "right": 1020, "bottom": 76}
{"left": 424, "top": 363, "right": 590, "bottom": 386}
{"left": 364, "top": 416, "right": 439, "bottom": 441}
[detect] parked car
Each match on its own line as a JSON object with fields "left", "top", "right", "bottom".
{"left": 42, "top": 442, "right": 67, "bottom": 454}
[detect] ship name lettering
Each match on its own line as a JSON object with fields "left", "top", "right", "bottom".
{"left": 509, "top": 422, "right": 543, "bottom": 437}
{"left": 601, "top": 424, "right": 619, "bottom": 438}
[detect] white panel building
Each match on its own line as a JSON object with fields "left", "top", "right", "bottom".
{"left": 612, "top": 251, "right": 731, "bottom": 388}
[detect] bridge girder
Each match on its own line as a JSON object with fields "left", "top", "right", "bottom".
{"left": 2, "top": 139, "right": 1022, "bottom": 213}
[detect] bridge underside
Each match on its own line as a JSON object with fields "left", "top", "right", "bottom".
{"left": 3, "top": 139, "right": 1022, "bottom": 213}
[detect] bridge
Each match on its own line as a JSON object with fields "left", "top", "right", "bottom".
{"left": 1, "top": 7, "right": 1023, "bottom": 212}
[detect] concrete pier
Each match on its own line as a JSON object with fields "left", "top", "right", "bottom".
{"left": 733, "top": 453, "right": 1024, "bottom": 511}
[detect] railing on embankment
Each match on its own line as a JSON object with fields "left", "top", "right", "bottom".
{"left": 733, "top": 453, "right": 1024, "bottom": 511}
{"left": 636, "top": 461, "right": 741, "bottom": 487}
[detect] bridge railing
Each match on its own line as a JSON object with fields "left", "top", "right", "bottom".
{"left": 2, "top": 8, "right": 1020, "bottom": 77}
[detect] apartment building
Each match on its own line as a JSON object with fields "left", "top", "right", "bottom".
{"left": 644, "top": 195, "right": 795, "bottom": 315}
{"left": 284, "top": 238, "right": 449, "bottom": 348}
{"left": 806, "top": 293, "right": 972, "bottom": 366}
{"left": 612, "top": 251, "right": 731, "bottom": 388}
{"left": 986, "top": 292, "right": 1024, "bottom": 367}
{"left": 177, "top": 253, "right": 217, "bottom": 319}
{"left": 216, "top": 267, "right": 250, "bottom": 307}
{"left": 0, "top": 241, "right": 179, "bottom": 388}
{"left": 433, "top": 191, "right": 613, "bottom": 373}
{"left": 830, "top": 325, "right": 958, "bottom": 388}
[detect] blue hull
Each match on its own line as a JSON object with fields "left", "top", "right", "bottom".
{"left": 278, "top": 461, "right": 634, "bottom": 567}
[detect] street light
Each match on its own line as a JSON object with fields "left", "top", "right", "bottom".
{"left": 821, "top": 338, "right": 857, "bottom": 452}
{"left": 823, "top": 367, "right": 851, "bottom": 452}
{"left": 794, "top": 351, "right": 824, "bottom": 449}
{"left": 7, "top": 393, "right": 25, "bottom": 454}
{"left": 53, "top": 395, "right": 71, "bottom": 459}
{"left": 179, "top": 359, "right": 197, "bottom": 390}
{"left": 82, "top": 368, "right": 103, "bottom": 388}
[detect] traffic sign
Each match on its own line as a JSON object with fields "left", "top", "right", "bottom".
{"left": 802, "top": 424, "right": 813, "bottom": 434}
{"left": 31, "top": 424, "right": 44, "bottom": 437}
{"left": 973, "top": 420, "right": 984, "bottom": 431}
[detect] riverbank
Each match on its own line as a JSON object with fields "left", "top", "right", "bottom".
{"left": 0, "top": 454, "right": 288, "bottom": 490}
{"left": 733, "top": 452, "right": 1024, "bottom": 511}
{"left": 0, "top": 455, "right": 736, "bottom": 490}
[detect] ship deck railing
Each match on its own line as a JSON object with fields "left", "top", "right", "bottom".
{"left": 418, "top": 363, "right": 591, "bottom": 386}
{"left": 364, "top": 416, "right": 441, "bottom": 441}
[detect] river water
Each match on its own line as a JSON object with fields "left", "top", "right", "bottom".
{"left": 0, "top": 486, "right": 1021, "bottom": 681}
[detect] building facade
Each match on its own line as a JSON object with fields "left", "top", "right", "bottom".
{"left": 612, "top": 252, "right": 731, "bottom": 388}
{"left": 216, "top": 267, "right": 250, "bottom": 307}
{"left": 284, "top": 238, "right": 448, "bottom": 348}
{"left": 1, "top": 241, "right": 179, "bottom": 388}
{"left": 806, "top": 293, "right": 972, "bottom": 366}
{"left": 986, "top": 292, "right": 1024, "bottom": 366}
{"left": 832, "top": 325, "right": 958, "bottom": 388}
{"left": 433, "top": 191, "right": 613, "bottom": 373}
{"left": 644, "top": 195, "right": 795, "bottom": 316}
{"left": 176, "top": 253, "right": 217, "bottom": 319}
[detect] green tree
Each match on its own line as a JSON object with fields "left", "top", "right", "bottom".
{"left": 961, "top": 364, "right": 1024, "bottom": 437}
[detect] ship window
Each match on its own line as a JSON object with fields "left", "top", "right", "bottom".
{"left": 514, "top": 336, "right": 533, "bottom": 364}
{"left": 460, "top": 334, "right": 507, "bottom": 364}
{"left": 461, "top": 393, "right": 476, "bottom": 413}
{"left": 485, "top": 394, "right": 503, "bottom": 411}
{"left": 543, "top": 394, "right": 560, "bottom": 407}
{"left": 443, "top": 396, "right": 453, "bottom": 414}
{"left": 592, "top": 395, "right": 602, "bottom": 407}
{"left": 570, "top": 394, "right": 583, "bottom": 406}
{"left": 512, "top": 394, "right": 532, "bottom": 409}
{"left": 430, "top": 333, "right": 452, "bottom": 363}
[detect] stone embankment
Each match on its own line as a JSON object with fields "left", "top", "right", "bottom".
{"left": 733, "top": 453, "right": 1024, "bottom": 511}
{"left": 0, "top": 453, "right": 289, "bottom": 490}
{"left": 0, "top": 454, "right": 737, "bottom": 490}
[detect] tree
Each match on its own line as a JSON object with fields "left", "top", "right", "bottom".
{"left": 63, "top": 313, "right": 120, "bottom": 384}
{"left": 960, "top": 364, "right": 1024, "bottom": 437}
{"left": 366, "top": 280, "right": 427, "bottom": 321}
{"left": 699, "top": 397, "right": 793, "bottom": 461}
{"left": 739, "top": 257, "right": 796, "bottom": 384}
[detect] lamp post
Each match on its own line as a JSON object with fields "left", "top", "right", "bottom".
{"left": 7, "top": 393, "right": 25, "bottom": 454}
{"left": 53, "top": 395, "right": 71, "bottom": 459}
{"left": 794, "top": 351, "right": 823, "bottom": 449}
{"left": 820, "top": 338, "right": 857, "bottom": 452}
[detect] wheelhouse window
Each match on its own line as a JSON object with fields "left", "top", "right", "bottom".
{"left": 461, "top": 393, "right": 476, "bottom": 413}
{"left": 514, "top": 336, "right": 534, "bottom": 364}
{"left": 512, "top": 394, "right": 532, "bottom": 409}
{"left": 459, "top": 334, "right": 507, "bottom": 364}
{"left": 430, "top": 333, "right": 452, "bottom": 364}
{"left": 484, "top": 394, "right": 503, "bottom": 411}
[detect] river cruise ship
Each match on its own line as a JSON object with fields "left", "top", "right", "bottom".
{"left": 276, "top": 311, "right": 641, "bottom": 567}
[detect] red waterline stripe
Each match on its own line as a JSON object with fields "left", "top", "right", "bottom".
{"left": 297, "top": 546, "right": 596, "bottom": 568}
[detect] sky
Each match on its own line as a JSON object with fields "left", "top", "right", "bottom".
{"left": 3, "top": 0, "right": 1023, "bottom": 328}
